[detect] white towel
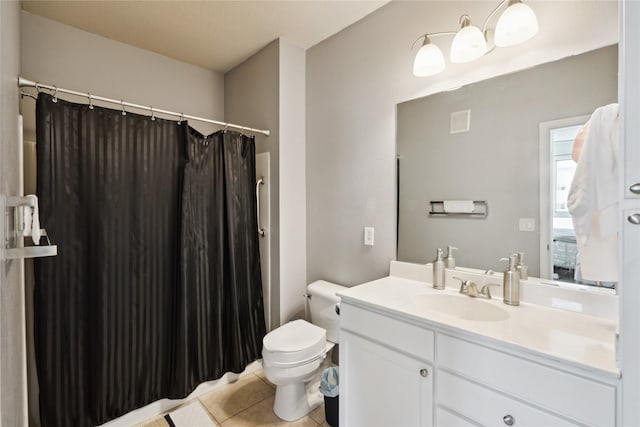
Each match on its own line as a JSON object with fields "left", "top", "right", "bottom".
{"left": 567, "top": 103, "right": 619, "bottom": 281}
{"left": 443, "top": 200, "right": 475, "bottom": 213}
{"left": 23, "top": 202, "right": 32, "bottom": 236}
{"left": 24, "top": 195, "right": 41, "bottom": 245}
{"left": 166, "top": 401, "right": 216, "bottom": 427}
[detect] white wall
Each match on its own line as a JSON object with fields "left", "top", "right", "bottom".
{"left": 21, "top": 11, "right": 225, "bottom": 138}
{"left": 278, "top": 40, "right": 306, "bottom": 324}
{"left": 306, "top": 0, "right": 618, "bottom": 286}
{"left": 0, "top": 1, "right": 28, "bottom": 426}
{"left": 225, "top": 38, "right": 307, "bottom": 327}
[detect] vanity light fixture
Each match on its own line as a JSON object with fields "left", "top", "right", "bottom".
{"left": 412, "top": 0, "right": 538, "bottom": 77}
{"left": 413, "top": 35, "right": 446, "bottom": 77}
{"left": 450, "top": 15, "right": 487, "bottom": 63}
{"left": 494, "top": 0, "right": 539, "bottom": 46}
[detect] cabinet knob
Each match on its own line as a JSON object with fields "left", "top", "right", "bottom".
{"left": 503, "top": 414, "right": 515, "bottom": 426}
{"left": 630, "top": 183, "right": 640, "bottom": 194}
{"left": 419, "top": 368, "right": 428, "bottom": 378}
{"left": 629, "top": 214, "right": 640, "bottom": 225}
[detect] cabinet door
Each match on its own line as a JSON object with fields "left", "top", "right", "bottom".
{"left": 340, "top": 330, "right": 433, "bottom": 427}
{"left": 622, "top": 208, "right": 640, "bottom": 426}
{"left": 621, "top": 1, "right": 640, "bottom": 425}
{"left": 622, "top": 0, "right": 640, "bottom": 198}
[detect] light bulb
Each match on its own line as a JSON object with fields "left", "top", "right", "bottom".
{"left": 495, "top": 1, "right": 539, "bottom": 47}
{"left": 413, "top": 37, "right": 445, "bottom": 77}
{"left": 450, "top": 16, "right": 487, "bottom": 63}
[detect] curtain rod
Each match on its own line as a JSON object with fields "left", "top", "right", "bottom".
{"left": 18, "top": 77, "right": 271, "bottom": 137}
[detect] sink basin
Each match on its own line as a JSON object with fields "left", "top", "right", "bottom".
{"left": 411, "top": 294, "right": 510, "bottom": 322}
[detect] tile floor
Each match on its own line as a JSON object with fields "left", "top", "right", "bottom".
{"left": 138, "top": 370, "right": 330, "bottom": 427}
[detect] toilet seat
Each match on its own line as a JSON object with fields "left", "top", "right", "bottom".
{"left": 262, "top": 320, "right": 326, "bottom": 368}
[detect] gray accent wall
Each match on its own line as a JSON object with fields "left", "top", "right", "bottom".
{"left": 0, "top": 1, "right": 28, "bottom": 425}
{"left": 397, "top": 46, "right": 618, "bottom": 276}
{"left": 306, "top": 1, "right": 617, "bottom": 287}
{"left": 20, "top": 11, "right": 225, "bottom": 139}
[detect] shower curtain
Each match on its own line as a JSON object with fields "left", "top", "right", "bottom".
{"left": 34, "top": 93, "right": 265, "bottom": 426}
{"left": 174, "top": 128, "right": 265, "bottom": 394}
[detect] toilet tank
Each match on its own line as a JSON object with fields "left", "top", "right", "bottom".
{"left": 307, "top": 280, "right": 346, "bottom": 343}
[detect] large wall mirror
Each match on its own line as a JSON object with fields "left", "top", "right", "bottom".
{"left": 396, "top": 44, "right": 617, "bottom": 290}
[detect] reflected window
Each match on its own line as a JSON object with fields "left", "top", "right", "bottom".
{"left": 550, "top": 125, "right": 581, "bottom": 283}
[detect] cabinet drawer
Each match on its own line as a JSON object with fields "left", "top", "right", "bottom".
{"left": 438, "top": 371, "right": 581, "bottom": 427}
{"left": 437, "top": 334, "right": 615, "bottom": 427}
{"left": 340, "top": 303, "right": 434, "bottom": 362}
{"left": 435, "top": 406, "right": 479, "bottom": 427}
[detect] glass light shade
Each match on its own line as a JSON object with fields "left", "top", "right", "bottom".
{"left": 494, "top": 2, "right": 539, "bottom": 47}
{"left": 413, "top": 40, "right": 445, "bottom": 77}
{"left": 450, "top": 24, "right": 487, "bottom": 63}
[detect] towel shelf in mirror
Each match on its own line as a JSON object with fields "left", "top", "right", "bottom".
{"left": 429, "top": 200, "right": 487, "bottom": 218}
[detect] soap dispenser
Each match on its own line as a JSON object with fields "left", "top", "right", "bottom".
{"left": 445, "top": 245, "right": 458, "bottom": 269}
{"left": 433, "top": 248, "right": 445, "bottom": 290}
{"left": 515, "top": 252, "right": 528, "bottom": 281}
{"left": 500, "top": 255, "right": 520, "bottom": 306}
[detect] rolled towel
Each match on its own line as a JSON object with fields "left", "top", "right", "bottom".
{"left": 443, "top": 200, "right": 475, "bottom": 213}
{"left": 23, "top": 203, "right": 32, "bottom": 236}
{"left": 24, "top": 195, "right": 41, "bottom": 245}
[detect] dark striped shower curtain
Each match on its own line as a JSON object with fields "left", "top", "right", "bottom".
{"left": 34, "top": 93, "right": 265, "bottom": 427}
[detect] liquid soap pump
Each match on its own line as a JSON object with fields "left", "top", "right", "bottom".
{"left": 516, "top": 252, "right": 528, "bottom": 281}
{"left": 433, "top": 248, "right": 445, "bottom": 290}
{"left": 445, "top": 245, "right": 458, "bottom": 269}
{"left": 500, "top": 255, "right": 520, "bottom": 306}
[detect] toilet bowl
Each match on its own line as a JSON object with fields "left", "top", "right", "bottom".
{"left": 262, "top": 280, "right": 345, "bottom": 421}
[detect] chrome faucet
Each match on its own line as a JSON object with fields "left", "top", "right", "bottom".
{"left": 453, "top": 277, "right": 479, "bottom": 297}
{"left": 479, "top": 283, "right": 501, "bottom": 300}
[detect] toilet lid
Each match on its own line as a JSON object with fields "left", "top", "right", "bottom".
{"left": 262, "top": 320, "right": 326, "bottom": 366}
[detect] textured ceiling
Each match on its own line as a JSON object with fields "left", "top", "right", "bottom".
{"left": 22, "top": 0, "right": 390, "bottom": 72}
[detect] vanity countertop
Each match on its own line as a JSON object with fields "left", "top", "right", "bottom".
{"left": 338, "top": 275, "right": 619, "bottom": 377}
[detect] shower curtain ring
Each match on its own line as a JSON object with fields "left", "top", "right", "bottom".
{"left": 150, "top": 107, "right": 156, "bottom": 121}
{"left": 88, "top": 94, "right": 94, "bottom": 110}
{"left": 52, "top": 86, "right": 58, "bottom": 103}
{"left": 35, "top": 82, "right": 41, "bottom": 94}
{"left": 223, "top": 123, "right": 229, "bottom": 132}
{"left": 178, "top": 113, "right": 184, "bottom": 124}
{"left": 121, "top": 100, "right": 127, "bottom": 116}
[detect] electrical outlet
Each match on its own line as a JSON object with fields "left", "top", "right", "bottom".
{"left": 364, "top": 227, "right": 375, "bottom": 246}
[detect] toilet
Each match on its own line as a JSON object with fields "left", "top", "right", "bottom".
{"left": 262, "top": 280, "right": 345, "bottom": 421}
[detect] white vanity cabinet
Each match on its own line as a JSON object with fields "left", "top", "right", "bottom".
{"left": 339, "top": 298, "right": 620, "bottom": 427}
{"left": 436, "top": 334, "right": 616, "bottom": 427}
{"left": 340, "top": 304, "right": 434, "bottom": 426}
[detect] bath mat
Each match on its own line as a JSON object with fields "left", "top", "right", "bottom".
{"left": 164, "top": 401, "right": 217, "bottom": 427}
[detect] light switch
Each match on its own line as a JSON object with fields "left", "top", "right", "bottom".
{"left": 364, "top": 227, "right": 375, "bottom": 246}
{"left": 519, "top": 218, "right": 536, "bottom": 232}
